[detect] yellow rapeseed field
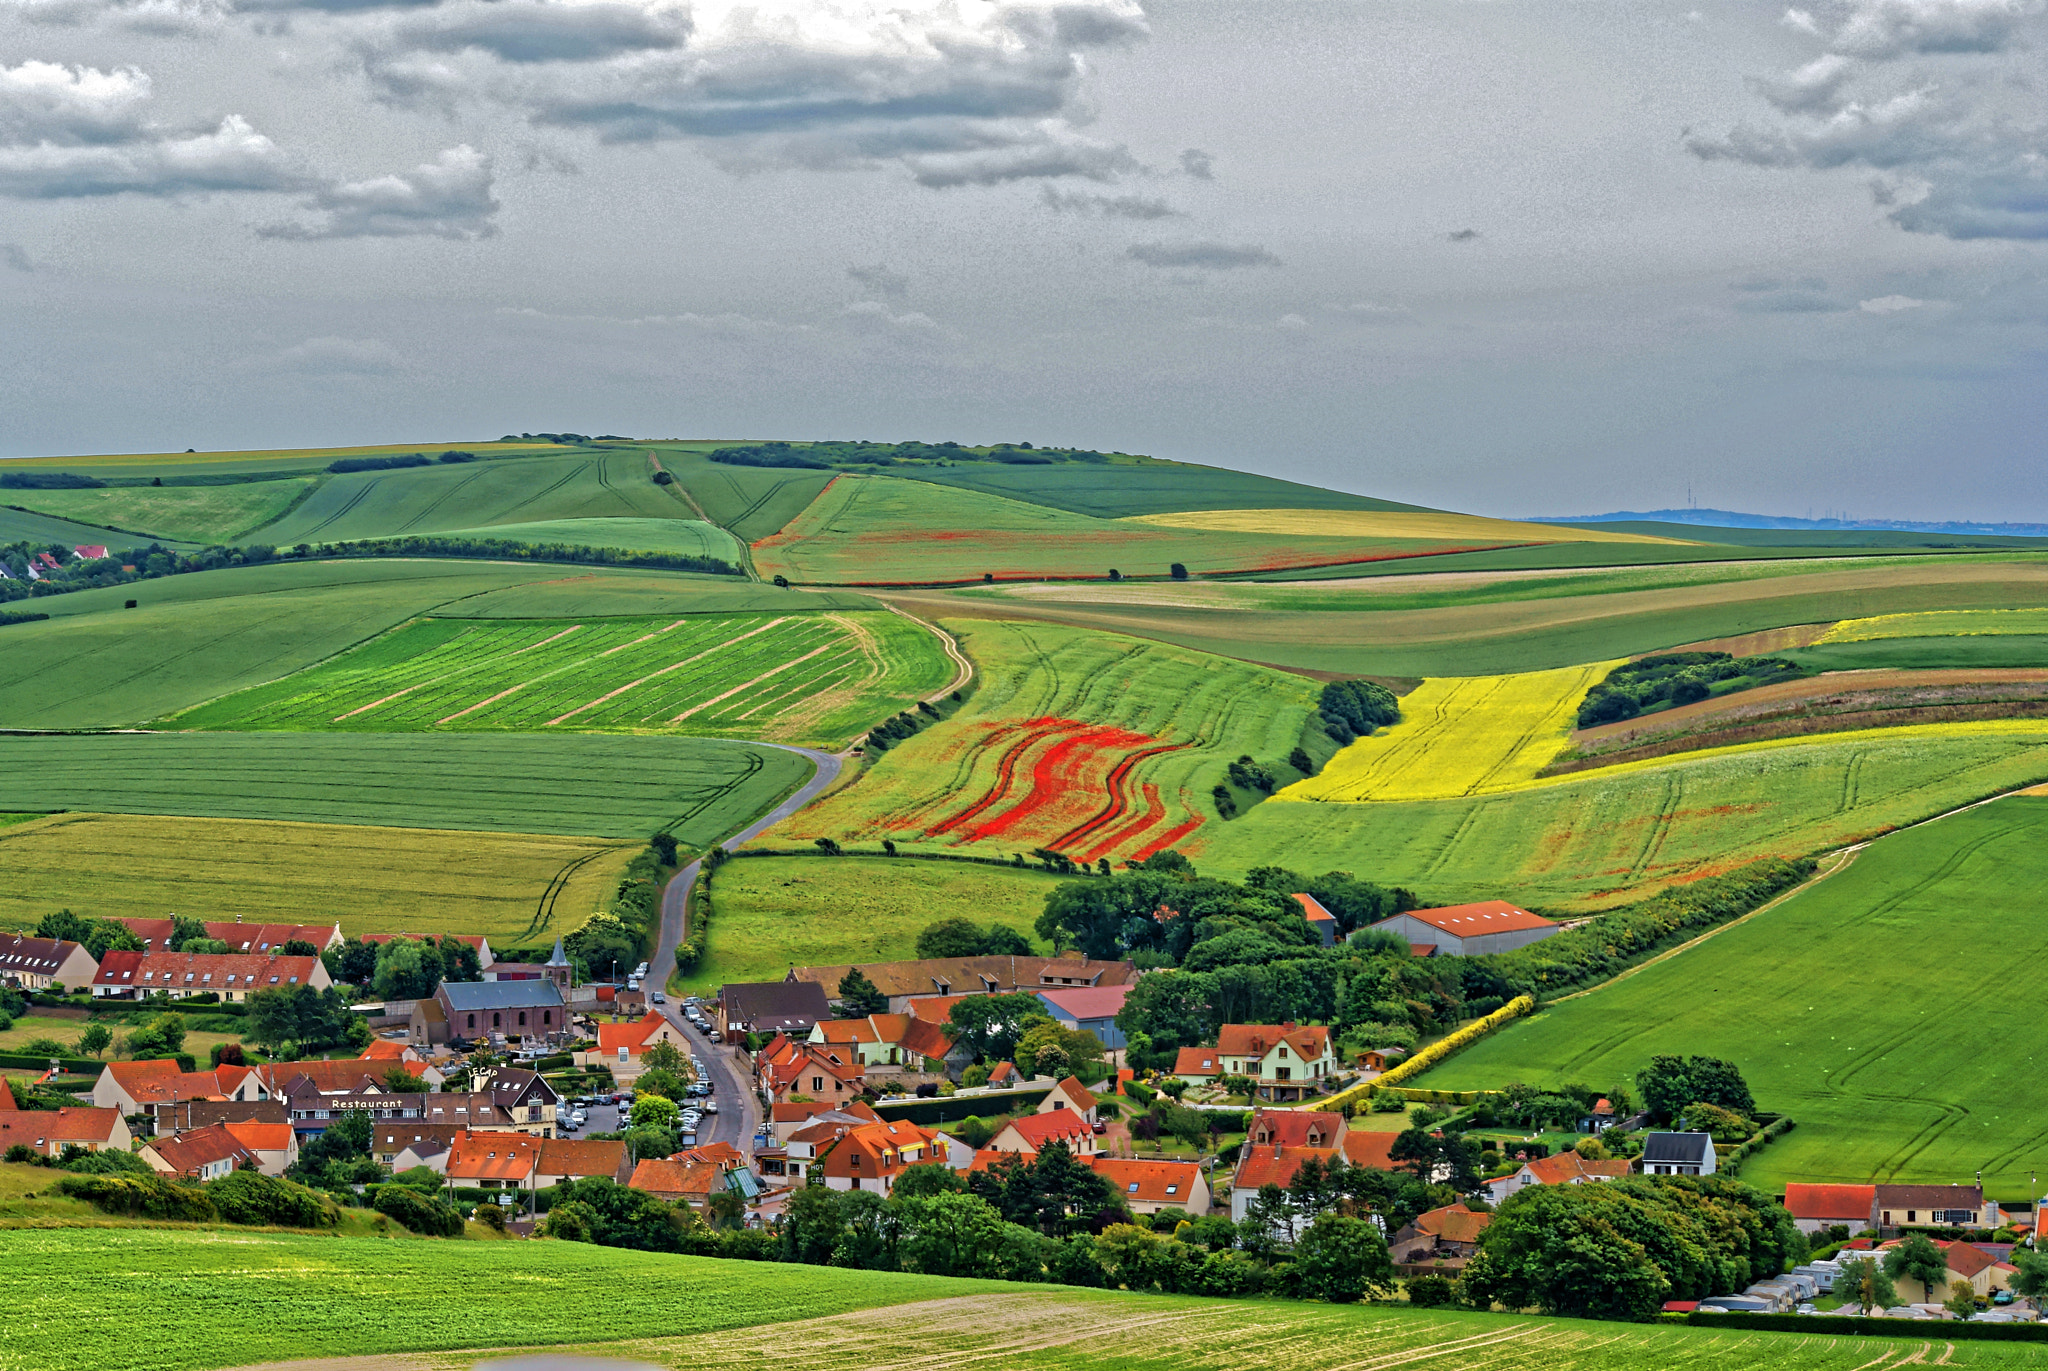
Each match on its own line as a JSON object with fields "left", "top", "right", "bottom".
{"left": 1119, "top": 507, "right": 1692, "bottom": 546}
{"left": 1279, "top": 661, "right": 1618, "bottom": 802}
{"left": 1819, "top": 607, "right": 2048, "bottom": 642}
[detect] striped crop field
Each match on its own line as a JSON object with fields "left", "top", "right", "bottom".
{"left": 171, "top": 610, "right": 953, "bottom": 747}
{"left": 1819, "top": 607, "right": 2048, "bottom": 642}
{"left": 0, "top": 733, "right": 809, "bottom": 841}
{"left": 751, "top": 474, "right": 1519, "bottom": 585}
{"left": 1195, "top": 725, "right": 2048, "bottom": 908}
{"left": 756, "top": 619, "right": 1322, "bottom": 862}
{"left": 0, "top": 812, "right": 637, "bottom": 941}
{"left": 1282, "top": 662, "right": 1617, "bottom": 802}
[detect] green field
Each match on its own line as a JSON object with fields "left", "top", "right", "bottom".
{"left": 680, "top": 854, "right": 1065, "bottom": 993}
{"left": 1195, "top": 727, "right": 2048, "bottom": 907}
{"left": 0, "top": 559, "right": 803, "bottom": 729}
{"left": 441, "top": 572, "right": 878, "bottom": 618}
{"left": 172, "top": 609, "right": 951, "bottom": 747}
{"left": 885, "top": 553, "right": 2048, "bottom": 675}
{"left": 2, "top": 480, "right": 316, "bottom": 544}
{"left": 12, "top": 1227, "right": 2048, "bottom": 1371}
{"left": 644, "top": 444, "right": 840, "bottom": 542}
{"left": 1784, "top": 636, "right": 2048, "bottom": 671}
{"left": 0, "top": 812, "right": 637, "bottom": 939}
{"left": 761, "top": 618, "right": 1325, "bottom": 863}
{"left": 0, "top": 503, "right": 200, "bottom": 550}
{"left": 0, "top": 733, "right": 809, "bottom": 839}
{"left": 752, "top": 475, "right": 1517, "bottom": 585}
{"left": 362, "top": 515, "right": 741, "bottom": 560}
{"left": 1427, "top": 797, "right": 2048, "bottom": 1193}
{"left": 906, "top": 455, "right": 1430, "bottom": 518}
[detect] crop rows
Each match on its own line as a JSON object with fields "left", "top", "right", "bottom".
{"left": 760, "top": 619, "right": 1321, "bottom": 862}
{"left": 175, "top": 611, "right": 949, "bottom": 746}
{"left": 1285, "top": 662, "right": 1615, "bottom": 803}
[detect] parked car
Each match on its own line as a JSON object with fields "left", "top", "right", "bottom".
{"left": 558, "top": 1117, "right": 578, "bottom": 1132}
{"left": 651, "top": 992, "right": 666, "bottom": 1005}
{"left": 708, "top": 1030, "right": 723, "bottom": 1043}
{"left": 702, "top": 1101, "right": 718, "bottom": 1114}
{"left": 1092, "top": 1119, "right": 1107, "bottom": 1134}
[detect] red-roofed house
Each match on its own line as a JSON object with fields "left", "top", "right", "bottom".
{"left": 534, "top": 1138, "right": 632, "bottom": 1188}
{"left": 1882, "top": 1238, "right": 2007, "bottom": 1304}
{"left": 1291, "top": 893, "right": 1338, "bottom": 947}
{"left": 1390, "top": 1202, "right": 1492, "bottom": 1268}
{"left": 446, "top": 1131, "right": 540, "bottom": 1188}
{"left": 1037, "top": 1075, "right": 1099, "bottom": 1126}
{"left": 807, "top": 1013, "right": 964, "bottom": 1074}
{"left": 818, "top": 1119, "right": 941, "bottom": 1194}
{"left": 1231, "top": 1143, "right": 1337, "bottom": 1220}
{"left": 90, "top": 949, "right": 330, "bottom": 1001}
{"left": 0, "top": 1107, "right": 132, "bottom": 1156}
{"left": 141, "top": 1123, "right": 257, "bottom": 1180}
{"left": 1784, "top": 1183, "right": 1878, "bottom": 1236}
{"left": 1365, "top": 900, "right": 1559, "bottom": 957}
{"left": 630, "top": 1145, "right": 749, "bottom": 1207}
{"left": 1487, "top": 1148, "right": 1631, "bottom": 1205}
{"left": 1172, "top": 1047, "right": 1220, "bottom": 1082}
{"left": 73, "top": 545, "right": 109, "bottom": 561}
{"left": 1213, "top": 1023, "right": 1336, "bottom": 1101}
{"left": 1088, "top": 1156, "right": 1210, "bottom": 1215}
{"left": 578, "top": 1011, "right": 688, "bottom": 1078}
{"left": 763, "top": 1042, "right": 866, "bottom": 1105}
{"left": 222, "top": 1119, "right": 299, "bottom": 1176}
{"left": 204, "top": 922, "right": 345, "bottom": 955}
{"left": 770, "top": 1099, "right": 880, "bottom": 1143}
{"left": 90, "top": 1060, "right": 263, "bottom": 1113}
{"left": 0, "top": 933, "right": 99, "bottom": 991}
{"left": 1032, "top": 985, "right": 1133, "bottom": 1050}
{"left": 986, "top": 1109, "right": 1099, "bottom": 1158}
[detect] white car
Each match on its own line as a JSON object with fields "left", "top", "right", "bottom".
{"left": 702, "top": 1101, "right": 719, "bottom": 1114}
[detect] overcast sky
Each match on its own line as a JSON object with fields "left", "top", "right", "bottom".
{"left": 2, "top": 0, "right": 2044, "bottom": 520}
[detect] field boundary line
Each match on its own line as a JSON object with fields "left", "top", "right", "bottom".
{"left": 545, "top": 617, "right": 790, "bottom": 725}
{"left": 668, "top": 643, "right": 833, "bottom": 723}
{"left": 332, "top": 623, "right": 581, "bottom": 720}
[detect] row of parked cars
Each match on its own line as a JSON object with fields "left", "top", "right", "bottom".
{"left": 681, "top": 998, "right": 722, "bottom": 1042}
{"left": 1699, "top": 1258, "right": 2026, "bottom": 1321}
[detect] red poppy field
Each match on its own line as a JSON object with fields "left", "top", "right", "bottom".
{"left": 752, "top": 619, "right": 1324, "bottom": 862}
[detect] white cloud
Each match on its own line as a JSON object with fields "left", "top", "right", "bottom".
{"left": 1276, "top": 312, "right": 1307, "bottom": 330}
{"left": 0, "top": 62, "right": 313, "bottom": 199}
{"left": 846, "top": 263, "right": 909, "bottom": 299}
{"left": 262, "top": 144, "right": 498, "bottom": 239}
{"left": 1860, "top": 292, "right": 1930, "bottom": 311}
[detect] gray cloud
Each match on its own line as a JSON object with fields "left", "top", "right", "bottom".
{"left": 272, "top": 335, "right": 406, "bottom": 372}
{"left": 1447, "top": 227, "right": 1480, "bottom": 242}
{"left": 1178, "top": 147, "right": 1213, "bottom": 179}
{"left": 1128, "top": 240, "right": 1279, "bottom": 269}
{"left": 847, "top": 263, "right": 909, "bottom": 299}
{"left": 1690, "top": 0, "right": 2048, "bottom": 239}
{"left": 1040, "top": 185, "right": 1180, "bottom": 218}
{"left": 386, "top": 2, "right": 688, "bottom": 64}
{"left": 1731, "top": 276, "right": 1848, "bottom": 312}
{"left": 0, "top": 242, "right": 31, "bottom": 271}
{"left": 261, "top": 144, "right": 497, "bottom": 239}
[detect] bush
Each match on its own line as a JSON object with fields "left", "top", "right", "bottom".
{"left": 374, "top": 1183, "right": 464, "bottom": 1237}
{"left": 1406, "top": 1274, "right": 1459, "bottom": 1307}
{"left": 56, "top": 1172, "right": 217, "bottom": 1222}
{"left": 207, "top": 1170, "right": 341, "bottom": 1228}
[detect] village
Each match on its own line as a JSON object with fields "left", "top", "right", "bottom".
{"left": 5, "top": 891, "right": 2041, "bottom": 1326}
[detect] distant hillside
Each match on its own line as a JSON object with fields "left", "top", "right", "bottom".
{"left": 1532, "top": 507, "right": 2048, "bottom": 537}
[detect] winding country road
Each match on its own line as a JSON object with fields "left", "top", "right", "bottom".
{"left": 647, "top": 743, "right": 844, "bottom": 994}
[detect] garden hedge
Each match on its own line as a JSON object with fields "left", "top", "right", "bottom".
{"left": 1314, "top": 996, "right": 1534, "bottom": 1112}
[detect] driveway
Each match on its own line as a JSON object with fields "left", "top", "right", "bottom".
{"left": 647, "top": 744, "right": 845, "bottom": 993}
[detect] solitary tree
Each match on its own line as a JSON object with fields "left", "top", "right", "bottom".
{"left": 1884, "top": 1233, "right": 1951, "bottom": 1301}
{"left": 1169, "top": 562, "right": 1188, "bottom": 580}
{"left": 836, "top": 968, "right": 887, "bottom": 1017}
{"left": 1293, "top": 1212, "right": 1396, "bottom": 1303}
{"left": 76, "top": 1023, "right": 112, "bottom": 1058}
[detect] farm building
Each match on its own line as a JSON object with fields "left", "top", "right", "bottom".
{"left": 788, "top": 953, "right": 1138, "bottom": 1015}
{"left": 1390, "top": 1202, "right": 1492, "bottom": 1269}
{"left": 90, "top": 949, "right": 330, "bottom": 1002}
{"left": 1363, "top": 900, "right": 1559, "bottom": 957}
{"left": 1873, "top": 1184, "right": 1998, "bottom": 1231}
{"left": 0, "top": 933, "right": 98, "bottom": 991}
{"left": 1032, "top": 984, "right": 1132, "bottom": 1050}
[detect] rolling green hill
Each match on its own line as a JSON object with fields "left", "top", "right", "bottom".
{"left": 1425, "top": 796, "right": 2048, "bottom": 1193}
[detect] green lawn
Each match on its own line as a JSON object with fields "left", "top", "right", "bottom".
{"left": 1, "top": 481, "right": 316, "bottom": 543}
{"left": 0, "top": 732, "right": 811, "bottom": 840}
{"left": 8, "top": 1227, "right": 2048, "bottom": 1371}
{"left": 1194, "top": 726, "right": 2048, "bottom": 908}
{"left": 680, "top": 854, "right": 1066, "bottom": 993}
{"left": 171, "top": 610, "right": 952, "bottom": 748}
{"left": 1425, "top": 796, "right": 2048, "bottom": 1193}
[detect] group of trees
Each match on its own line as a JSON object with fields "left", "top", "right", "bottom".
{"left": 913, "top": 917, "right": 1033, "bottom": 961}
{"left": 1464, "top": 1176, "right": 1807, "bottom": 1322}
{"left": 246, "top": 984, "right": 366, "bottom": 1055}
{"left": 34, "top": 909, "right": 144, "bottom": 960}
{"left": 1576, "top": 652, "right": 1806, "bottom": 727}
{"left": 707, "top": 441, "right": 1122, "bottom": 470}
{"left": 323, "top": 934, "right": 480, "bottom": 998}
{"left": 1319, "top": 679, "right": 1402, "bottom": 744}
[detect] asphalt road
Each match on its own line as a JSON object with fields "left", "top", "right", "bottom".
{"left": 648, "top": 743, "right": 844, "bottom": 992}
{"left": 653, "top": 1001, "right": 759, "bottom": 1152}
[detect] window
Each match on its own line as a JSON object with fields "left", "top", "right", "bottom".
{"left": 543, "top": 1010, "right": 552, "bottom": 1025}
{"left": 467, "top": 1014, "right": 477, "bottom": 1029}
{"left": 518, "top": 1011, "right": 528, "bottom": 1027}
{"left": 493, "top": 1012, "right": 502, "bottom": 1028}
{"left": 1128, "top": 1182, "right": 1139, "bottom": 1194}
{"left": 1166, "top": 1184, "right": 1178, "bottom": 1195}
